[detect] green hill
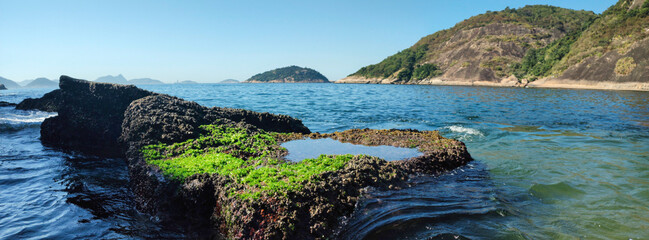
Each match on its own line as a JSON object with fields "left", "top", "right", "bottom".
{"left": 341, "top": 1, "right": 649, "bottom": 90}
{"left": 246, "top": 66, "right": 329, "bottom": 83}
{"left": 343, "top": 5, "right": 596, "bottom": 84}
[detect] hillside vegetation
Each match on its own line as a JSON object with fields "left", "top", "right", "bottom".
{"left": 350, "top": 5, "right": 597, "bottom": 82}
{"left": 344, "top": 1, "right": 649, "bottom": 87}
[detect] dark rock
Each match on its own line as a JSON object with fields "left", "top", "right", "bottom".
{"left": 0, "top": 84, "right": 6, "bottom": 90}
{"left": 35, "top": 75, "right": 155, "bottom": 157}
{"left": 121, "top": 94, "right": 310, "bottom": 153}
{"left": 16, "top": 89, "right": 63, "bottom": 112}
{"left": 0, "top": 101, "right": 16, "bottom": 107}
{"left": 119, "top": 94, "right": 310, "bottom": 230}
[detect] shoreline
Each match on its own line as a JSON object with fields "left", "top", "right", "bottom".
{"left": 335, "top": 76, "right": 649, "bottom": 92}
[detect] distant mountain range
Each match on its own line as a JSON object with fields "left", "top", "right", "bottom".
{"left": 0, "top": 77, "right": 58, "bottom": 89}
{"left": 0, "top": 77, "right": 21, "bottom": 89}
{"left": 24, "top": 78, "right": 59, "bottom": 88}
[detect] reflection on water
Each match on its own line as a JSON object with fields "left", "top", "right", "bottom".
{"left": 281, "top": 138, "right": 422, "bottom": 162}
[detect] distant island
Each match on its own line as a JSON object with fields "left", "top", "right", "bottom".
{"left": 24, "top": 78, "right": 59, "bottom": 88}
{"left": 0, "top": 84, "right": 6, "bottom": 90}
{"left": 0, "top": 77, "right": 21, "bottom": 89}
{"left": 339, "top": 1, "right": 649, "bottom": 91}
{"left": 245, "top": 66, "right": 330, "bottom": 83}
{"left": 176, "top": 80, "right": 199, "bottom": 84}
{"left": 95, "top": 74, "right": 165, "bottom": 85}
{"left": 129, "top": 78, "right": 165, "bottom": 85}
{"left": 219, "top": 79, "right": 240, "bottom": 84}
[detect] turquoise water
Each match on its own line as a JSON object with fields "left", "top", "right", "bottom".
{"left": 1, "top": 83, "right": 648, "bottom": 239}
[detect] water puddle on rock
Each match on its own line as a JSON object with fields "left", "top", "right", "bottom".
{"left": 281, "top": 138, "right": 423, "bottom": 162}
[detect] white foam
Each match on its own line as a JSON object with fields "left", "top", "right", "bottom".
{"left": 446, "top": 125, "right": 483, "bottom": 136}
{"left": 445, "top": 125, "right": 484, "bottom": 141}
{"left": 0, "top": 110, "right": 57, "bottom": 125}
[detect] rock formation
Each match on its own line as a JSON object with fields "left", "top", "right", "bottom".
{"left": 19, "top": 75, "right": 472, "bottom": 239}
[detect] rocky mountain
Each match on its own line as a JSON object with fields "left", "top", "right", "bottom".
{"left": 219, "top": 79, "right": 240, "bottom": 83}
{"left": 245, "top": 66, "right": 330, "bottom": 83}
{"left": 340, "top": 1, "right": 649, "bottom": 91}
{"left": 528, "top": 0, "right": 649, "bottom": 90}
{"left": 129, "top": 78, "right": 165, "bottom": 85}
{"left": 0, "top": 77, "right": 21, "bottom": 89}
{"left": 24, "top": 78, "right": 58, "bottom": 88}
{"left": 95, "top": 74, "right": 129, "bottom": 84}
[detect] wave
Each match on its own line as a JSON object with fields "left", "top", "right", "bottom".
{"left": 0, "top": 109, "right": 57, "bottom": 131}
{"left": 444, "top": 125, "right": 484, "bottom": 141}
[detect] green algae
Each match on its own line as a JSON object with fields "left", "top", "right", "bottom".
{"left": 141, "top": 125, "right": 354, "bottom": 199}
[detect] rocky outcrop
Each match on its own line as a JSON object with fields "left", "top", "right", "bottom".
{"left": 23, "top": 75, "right": 472, "bottom": 239}
{"left": 0, "top": 84, "right": 6, "bottom": 90}
{"left": 16, "top": 89, "right": 63, "bottom": 112}
{"left": 30, "top": 76, "right": 155, "bottom": 156}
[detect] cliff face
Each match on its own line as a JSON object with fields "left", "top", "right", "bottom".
{"left": 245, "top": 66, "right": 330, "bottom": 83}
{"left": 341, "top": 2, "right": 649, "bottom": 90}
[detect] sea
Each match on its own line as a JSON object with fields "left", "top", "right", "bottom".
{"left": 1, "top": 83, "right": 648, "bottom": 239}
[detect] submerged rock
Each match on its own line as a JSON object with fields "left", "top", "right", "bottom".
{"left": 0, "top": 101, "right": 17, "bottom": 107}
{"left": 24, "top": 75, "right": 472, "bottom": 239}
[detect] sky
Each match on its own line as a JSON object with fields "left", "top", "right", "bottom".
{"left": 1, "top": 0, "right": 615, "bottom": 83}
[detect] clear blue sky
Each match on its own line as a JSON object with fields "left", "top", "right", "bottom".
{"left": 1, "top": 0, "right": 615, "bottom": 83}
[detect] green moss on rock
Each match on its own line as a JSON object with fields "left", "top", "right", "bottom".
{"left": 142, "top": 125, "right": 357, "bottom": 199}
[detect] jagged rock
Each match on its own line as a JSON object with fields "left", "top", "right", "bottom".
{"left": 19, "top": 75, "right": 155, "bottom": 156}
{"left": 16, "top": 89, "right": 63, "bottom": 112}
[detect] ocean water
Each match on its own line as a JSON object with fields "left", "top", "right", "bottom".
{"left": 1, "top": 83, "right": 648, "bottom": 239}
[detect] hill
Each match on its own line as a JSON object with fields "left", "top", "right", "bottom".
{"left": 341, "top": 2, "right": 649, "bottom": 91}
{"left": 95, "top": 74, "right": 129, "bottom": 84}
{"left": 245, "top": 66, "right": 330, "bottom": 83}
{"left": 219, "top": 79, "right": 240, "bottom": 83}
{"left": 129, "top": 78, "right": 165, "bottom": 85}
{"left": 0, "top": 77, "right": 21, "bottom": 89}
{"left": 528, "top": 0, "right": 649, "bottom": 90}
{"left": 24, "top": 78, "right": 58, "bottom": 88}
